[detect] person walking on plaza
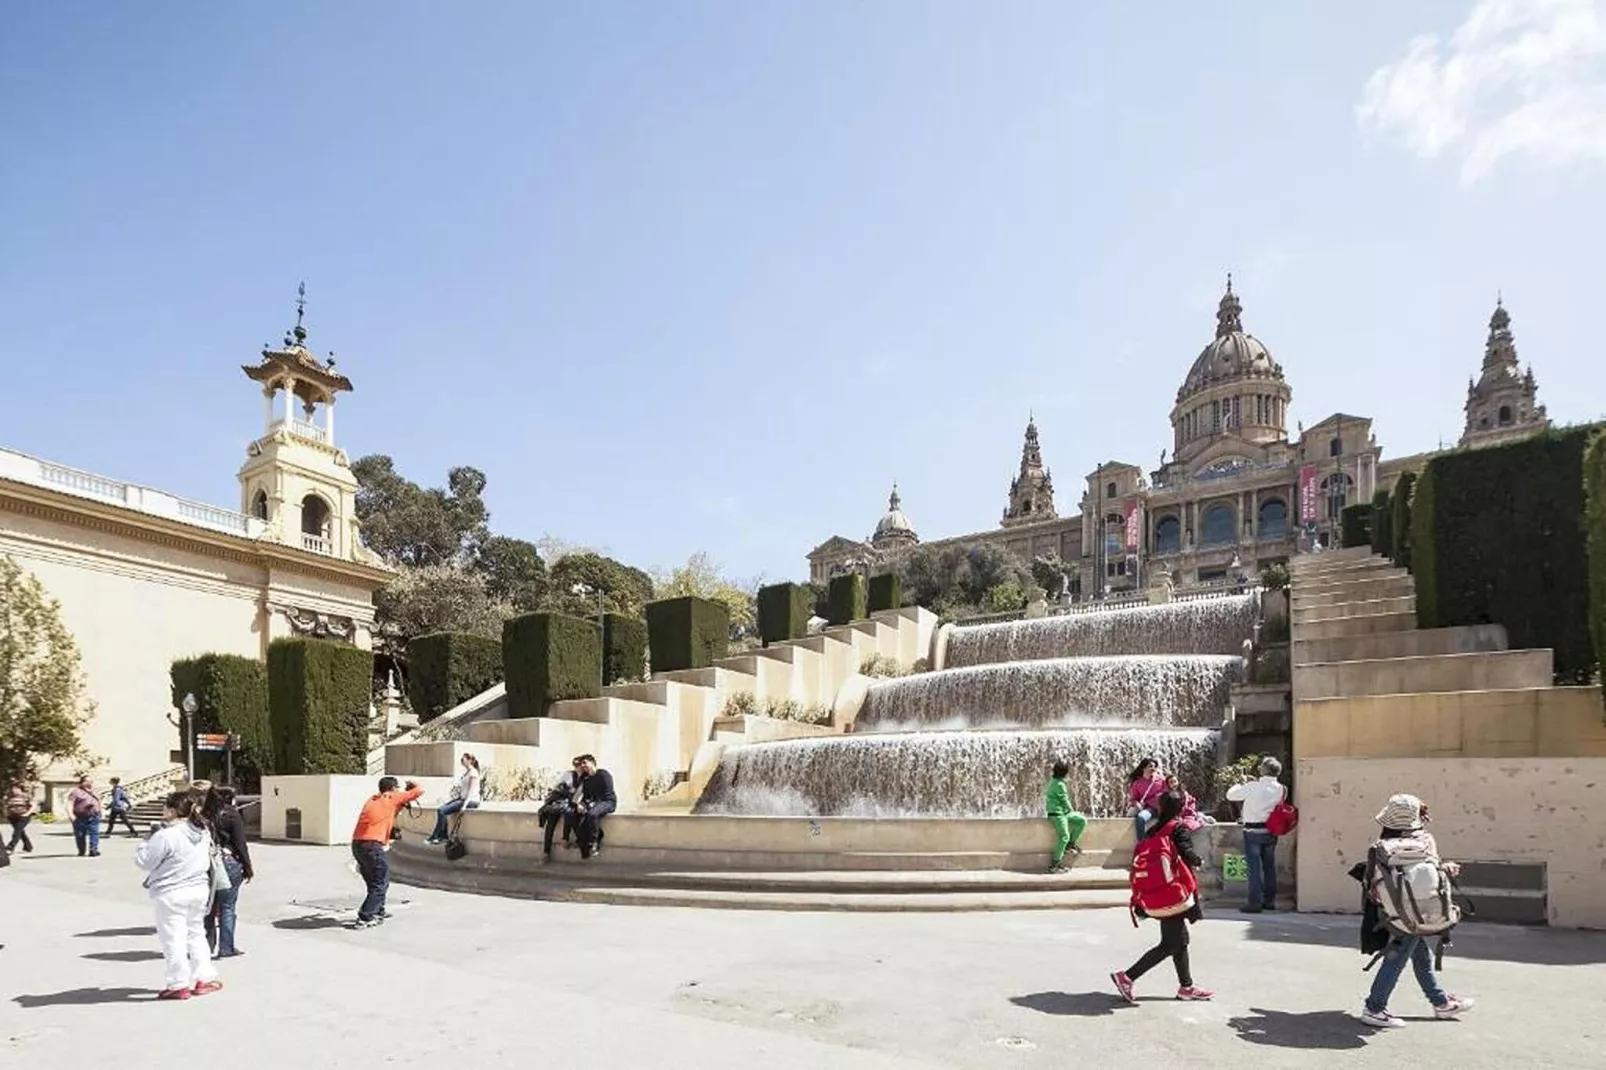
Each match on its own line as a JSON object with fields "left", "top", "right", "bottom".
{"left": 1226, "top": 757, "right": 1287, "bottom": 912}
{"left": 350, "top": 776, "right": 423, "bottom": 928}
{"left": 67, "top": 776, "right": 102, "bottom": 857}
{"left": 5, "top": 780, "right": 34, "bottom": 854}
{"left": 1127, "top": 757, "right": 1165, "bottom": 840}
{"left": 134, "top": 790, "right": 223, "bottom": 1000}
{"left": 1045, "top": 761, "right": 1087, "bottom": 874}
{"left": 103, "top": 777, "right": 138, "bottom": 837}
{"left": 1355, "top": 793, "right": 1476, "bottom": 1029}
{"left": 574, "top": 755, "right": 615, "bottom": 860}
{"left": 202, "top": 786, "right": 253, "bottom": 958}
{"left": 427, "top": 752, "right": 482, "bottom": 845}
{"left": 1111, "top": 790, "right": 1213, "bottom": 1003}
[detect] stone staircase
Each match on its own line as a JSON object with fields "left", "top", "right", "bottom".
{"left": 381, "top": 607, "right": 940, "bottom": 811}
{"left": 1290, "top": 546, "right": 1554, "bottom": 923}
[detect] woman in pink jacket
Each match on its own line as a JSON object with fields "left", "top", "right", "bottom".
{"left": 1127, "top": 757, "right": 1166, "bottom": 839}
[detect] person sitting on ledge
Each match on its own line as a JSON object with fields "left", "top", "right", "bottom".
{"left": 1045, "top": 760, "right": 1087, "bottom": 874}
{"left": 574, "top": 754, "right": 615, "bottom": 860}
{"left": 538, "top": 757, "right": 583, "bottom": 860}
{"left": 427, "top": 752, "right": 481, "bottom": 846}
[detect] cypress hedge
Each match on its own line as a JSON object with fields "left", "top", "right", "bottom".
{"left": 1340, "top": 503, "right": 1372, "bottom": 549}
{"left": 867, "top": 572, "right": 903, "bottom": 614}
{"left": 756, "top": 582, "right": 811, "bottom": 646}
{"left": 1413, "top": 427, "right": 1598, "bottom": 684}
{"left": 170, "top": 654, "right": 271, "bottom": 787}
{"left": 1585, "top": 433, "right": 1606, "bottom": 707}
{"left": 503, "top": 613, "right": 601, "bottom": 719}
{"left": 1391, "top": 470, "right": 1418, "bottom": 570}
{"left": 1370, "top": 488, "right": 1393, "bottom": 559}
{"left": 268, "top": 639, "right": 374, "bottom": 775}
{"left": 603, "top": 613, "right": 647, "bottom": 685}
{"left": 645, "top": 596, "right": 729, "bottom": 673}
{"left": 827, "top": 572, "right": 867, "bottom": 626}
{"left": 406, "top": 632, "right": 504, "bottom": 723}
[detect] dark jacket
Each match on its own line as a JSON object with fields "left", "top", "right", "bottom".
{"left": 579, "top": 769, "right": 616, "bottom": 807}
{"left": 213, "top": 806, "right": 253, "bottom": 880}
{"left": 1348, "top": 860, "right": 1391, "bottom": 955}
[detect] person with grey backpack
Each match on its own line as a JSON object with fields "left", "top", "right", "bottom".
{"left": 1350, "top": 793, "right": 1477, "bottom": 1029}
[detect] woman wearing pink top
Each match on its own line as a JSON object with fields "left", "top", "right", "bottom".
{"left": 1127, "top": 757, "right": 1165, "bottom": 839}
{"left": 1167, "top": 775, "right": 1206, "bottom": 831}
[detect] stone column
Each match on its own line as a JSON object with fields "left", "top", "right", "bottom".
{"left": 263, "top": 385, "right": 276, "bottom": 431}
{"left": 325, "top": 393, "right": 336, "bottom": 443}
{"left": 284, "top": 378, "right": 297, "bottom": 427}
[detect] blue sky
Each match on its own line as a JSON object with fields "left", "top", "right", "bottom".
{"left": 4, "top": 2, "right": 1604, "bottom": 583}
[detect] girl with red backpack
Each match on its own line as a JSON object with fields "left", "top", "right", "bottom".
{"left": 1112, "top": 790, "right": 1214, "bottom": 1003}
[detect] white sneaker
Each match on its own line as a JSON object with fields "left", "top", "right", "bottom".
{"left": 1360, "top": 1008, "right": 1405, "bottom": 1029}
{"left": 1434, "top": 996, "right": 1476, "bottom": 1019}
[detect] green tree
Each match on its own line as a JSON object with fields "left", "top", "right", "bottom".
{"left": 476, "top": 535, "right": 547, "bottom": 610}
{"left": 0, "top": 556, "right": 96, "bottom": 785}
{"left": 352, "top": 455, "right": 490, "bottom": 566}
{"left": 547, "top": 552, "right": 657, "bottom": 619}
{"left": 656, "top": 552, "right": 758, "bottom": 639}
{"left": 372, "top": 564, "right": 511, "bottom": 654}
{"left": 897, "top": 543, "right": 1035, "bottom": 617}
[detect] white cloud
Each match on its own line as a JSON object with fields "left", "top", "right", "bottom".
{"left": 1357, "top": 0, "right": 1606, "bottom": 183}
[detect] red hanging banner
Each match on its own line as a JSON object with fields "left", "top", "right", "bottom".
{"left": 1124, "top": 498, "right": 1141, "bottom": 550}
{"left": 1299, "top": 465, "right": 1318, "bottom": 523}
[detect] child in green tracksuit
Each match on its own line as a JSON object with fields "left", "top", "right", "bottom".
{"left": 1046, "top": 761, "right": 1088, "bottom": 874}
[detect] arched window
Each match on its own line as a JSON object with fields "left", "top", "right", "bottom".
{"left": 1258, "top": 498, "right": 1288, "bottom": 539}
{"left": 251, "top": 490, "right": 269, "bottom": 521}
{"left": 1201, "top": 504, "right": 1236, "bottom": 546}
{"left": 301, "top": 494, "right": 331, "bottom": 537}
{"left": 1498, "top": 405, "right": 1513, "bottom": 426}
{"left": 1329, "top": 437, "right": 1342, "bottom": 457}
{"left": 1154, "top": 516, "right": 1181, "bottom": 554}
{"left": 1321, "top": 474, "right": 1353, "bottom": 519}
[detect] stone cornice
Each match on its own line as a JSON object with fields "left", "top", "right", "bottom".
{"left": 0, "top": 478, "right": 394, "bottom": 592}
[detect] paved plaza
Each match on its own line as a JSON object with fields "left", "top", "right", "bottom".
{"left": 3, "top": 826, "right": 1603, "bottom": 1068}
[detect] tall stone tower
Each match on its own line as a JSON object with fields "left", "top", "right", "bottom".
{"left": 1461, "top": 298, "right": 1548, "bottom": 449}
{"left": 1002, "top": 416, "right": 1057, "bottom": 527}
{"left": 237, "top": 285, "right": 373, "bottom": 564}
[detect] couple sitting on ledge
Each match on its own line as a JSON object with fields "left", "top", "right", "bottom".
{"left": 538, "top": 755, "right": 615, "bottom": 860}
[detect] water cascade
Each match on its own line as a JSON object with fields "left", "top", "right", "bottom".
{"left": 695, "top": 594, "right": 1259, "bottom": 819}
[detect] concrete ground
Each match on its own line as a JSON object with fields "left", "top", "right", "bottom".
{"left": 3, "top": 825, "right": 1604, "bottom": 1069}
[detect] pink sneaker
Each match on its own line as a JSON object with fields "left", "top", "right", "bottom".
{"left": 1177, "top": 986, "right": 1214, "bottom": 1001}
{"left": 191, "top": 980, "right": 224, "bottom": 997}
{"left": 1111, "top": 971, "right": 1136, "bottom": 1004}
{"left": 155, "top": 988, "right": 192, "bottom": 1001}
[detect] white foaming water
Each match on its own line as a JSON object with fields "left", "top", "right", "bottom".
{"left": 946, "top": 594, "right": 1258, "bottom": 667}
{"left": 695, "top": 727, "right": 1220, "bottom": 819}
{"left": 857, "top": 654, "right": 1243, "bottom": 733}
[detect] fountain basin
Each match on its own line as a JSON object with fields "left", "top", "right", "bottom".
{"left": 947, "top": 593, "right": 1258, "bottom": 667}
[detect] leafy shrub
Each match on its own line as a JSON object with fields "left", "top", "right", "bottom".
{"left": 1370, "top": 489, "right": 1393, "bottom": 559}
{"left": 1390, "top": 470, "right": 1418, "bottom": 570}
{"left": 268, "top": 639, "right": 374, "bottom": 775}
{"left": 645, "top": 596, "right": 729, "bottom": 673}
{"left": 861, "top": 653, "right": 906, "bottom": 678}
{"left": 602, "top": 613, "right": 647, "bottom": 685}
{"left": 756, "top": 583, "right": 811, "bottom": 646}
{"left": 502, "top": 613, "right": 601, "bottom": 719}
{"left": 717, "top": 690, "right": 829, "bottom": 724}
{"left": 171, "top": 654, "right": 271, "bottom": 786}
{"left": 1259, "top": 563, "right": 1290, "bottom": 592}
{"left": 481, "top": 765, "right": 565, "bottom": 802}
{"left": 1585, "top": 432, "right": 1606, "bottom": 710}
{"left": 720, "top": 691, "right": 759, "bottom": 717}
{"left": 1413, "top": 427, "right": 1599, "bottom": 684}
{"left": 405, "top": 633, "right": 503, "bottom": 723}
{"left": 827, "top": 573, "right": 867, "bottom": 626}
{"left": 1340, "top": 504, "right": 1372, "bottom": 549}
{"left": 867, "top": 573, "right": 902, "bottom": 614}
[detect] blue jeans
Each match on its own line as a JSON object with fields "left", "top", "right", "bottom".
{"left": 1243, "top": 829, "right": 1278, "bottom": 907}
{"left": 577, "top": 801, "right": 615, "bottom": 855}
{"left": 1132, "top": 809, "right": 1153, "bottom": 840}
{"left": 205, "top": 855, "right": 246, "bottom": 955}
{"left": 431, "top": 798, "right": 478, "bottom": 840}
{"left": 72, "top": 814, "right": 100, "bottom": 855}
{"left": 1365, "top": 936, "right": 1448, "bottom": 1013}
{"left": 352, "top": 841, "right": 390, "bottom": 922}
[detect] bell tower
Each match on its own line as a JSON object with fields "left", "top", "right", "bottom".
{"left": 1002, "top": 414, "right": 1057, "bottom": 527}
{"left": 237, "top": 284, "right": 368, "bottom": 561}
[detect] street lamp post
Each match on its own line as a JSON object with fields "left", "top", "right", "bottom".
{"left": 180, "top": 692, "right": 197, "bottom": 783}
{"left": 572, "top": 583, "right": 605, "bottom": 691}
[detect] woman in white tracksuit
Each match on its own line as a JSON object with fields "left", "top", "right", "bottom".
{"left": 134, "top": 790, "right": 222, "bottom": 1000}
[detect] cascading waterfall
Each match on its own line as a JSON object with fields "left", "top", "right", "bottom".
{"left": 695, "top": 593, "right": 1258, "bottom": 819}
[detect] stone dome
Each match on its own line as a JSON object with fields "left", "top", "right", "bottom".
{"left": 872, "top": 484, "right": 917, "bottom": 544}
{"left": 1177, "top": 281, "right": 1283, "bottom": 403}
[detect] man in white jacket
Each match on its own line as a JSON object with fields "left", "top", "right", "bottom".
{"left": 134, "top": 790, "right": 222, "bottom": 1000}
{"left": 1225, "top": 757, "right": 1288, "bottom": 913}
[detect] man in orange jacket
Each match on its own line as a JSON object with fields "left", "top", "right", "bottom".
{"left": 350, "top": 776, "right": 423, "bottom": 928}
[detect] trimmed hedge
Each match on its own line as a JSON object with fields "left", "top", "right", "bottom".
{"left": 867, "top": 572, "right": 903, "bottom": 614}
{"left": 1340, "top": 503, "right": 1372, "bottom": 548}
{"left": 756, "top": 582, "right": 811, "bottom": 647}
{"left": 827, "top": 572, "right": 867, "bottom": 626}
{"left": 268, "top": 639, "right": 374, "bottom": 775}
{"left": 1370, "top": 488, "right": 1393, "bottom": 559}
{"left": 603, "top": 613, "right": 647, "bottom": 685}
{"left": 645, "top": 596, "right": 729, "bottom": 674}
{"left": 1585, "top": 433, "right": 1606, "bottom": 707}
{"left": 1413, "top": 427, "right": 1598, "bottom": 684}
{"left": 1391, "top": 470, "right": 1418, "bottom": 570}
{"left": 406, "top": 632, "right": 503, "bottom": 723}
{"left": 503, "top": 613, "right": 601, "bottom": 719}
{"left": 171, "top": 654, "right": 271, "bottom": 787}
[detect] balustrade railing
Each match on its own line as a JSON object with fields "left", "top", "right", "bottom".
{"left": 302, "top": 533, "right": 332, "bottom": 554}
{"left": 38, "top": 462, "right": 126, "bottom": 501}
{"left": 290, "top": 420, "right": 327, "bottom": 443}
{"left": 177, "top": 500, "right": 250, "bottom": 533}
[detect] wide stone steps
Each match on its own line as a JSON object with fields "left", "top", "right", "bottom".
{"left": 1293, "top": 624, "right": 1508, "bottom": 666}
{"left": 1293, "top": 649, "right": 1554, "bottom": 701}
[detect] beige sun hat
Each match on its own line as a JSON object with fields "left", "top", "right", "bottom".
{"left": 1375, "top": 793, "right": 1425, "bottom": 832}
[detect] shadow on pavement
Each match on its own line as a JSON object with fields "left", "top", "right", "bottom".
{"left": 74, "top": 926, "right": 156, "bottom": 938}
{"left": 13, "top": 987, "right": 150, "bottom": 1008}
{"left": 272, "top": 914, "right": 348, "bottom": 931}
{"left": 1228, "top": 1008, "right": 1373, "bottom": 1050}
{"left": 1009, "top": 991, "right": 1136, "bottom": 1016}
{"left": 1227, "top": 913, "right": 1606, "bottom": 966}
{"left": 82, "top": 950, "right": 163, "bottom": 962}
